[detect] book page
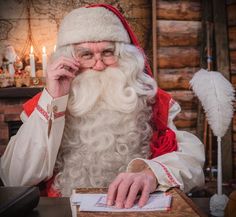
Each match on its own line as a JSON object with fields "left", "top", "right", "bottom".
{"left": 70, "top": 192, "right": 172, "bottom": 212}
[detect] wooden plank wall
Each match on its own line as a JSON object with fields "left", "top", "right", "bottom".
{"left": 227, "top": 0, "right": 236, "bottom": 178}
{"left": 156, "top": 0, "right": 201, "bottom": 135}
{"left": 155, "top": 0, "right": 236, "bottom": 178}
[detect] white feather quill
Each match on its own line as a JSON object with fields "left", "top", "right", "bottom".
{"left": 190, "top": 68, "right": 235, "bottom": 216}
{"left": 190, "top": 68, "right": 234, "bottom": 138}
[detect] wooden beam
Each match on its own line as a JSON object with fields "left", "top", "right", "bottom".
{"left": 152, "top": 0, "right": 157, "bottom": 80}
{"left": 227, "top": 3, "right": 236, "bottom": 26}
{"left": 158, "top": 68, "right": 195, "bottom": 90}
{"left": 196, "top": 0, "right": 213, "bottom": 145}
{"left": 156, "top": 1, "right": 201, "bottom": 21}
{"left": 157, "top": 20, "right": 201, "bottom": 47}
{"left": 157, "top": 47, "right": 200, "bottom": 68}
{"left": 213, "top": 0, "right": 233, "bottom": 181}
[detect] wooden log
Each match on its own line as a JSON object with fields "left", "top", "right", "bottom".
{"left": 213, "top": 0, "right": 233, "bottom": 180}
{"left": 228, "top": 26, "right": 236, "bottom": 50}
{"left": 233, "top": 132, "right": 236, "bottom": 142}
{"left": 157, "top": 20, "right": 201, "bottom": 47}
{"left": 157, "top": 47, "right": 200, "bottom": 68}
{"left": 230, "top": 50, "right": 236, "bottom": 74}
{"left": 232, "top": 74, "right": 236, "bottom": 88}
{"left": 234, "top": 141, "right": 236, "bottom": 153}
{"left": 157, "top": 67, "right": 198, "bottom": 90}
{"left": 156, "top": 1, "right": 201, "bottom": 21}
{"left": 168, "top": 90, "right": 198, "bottom": 110}
{"left": 0, "top": 123, "right": 9, "bottom": 144}
{"left": 196, "top": 0, "right": 212, "bottom": 147}
{"left": 4, "top": 114, "right": 21, "bottom": 122}
{"left": 174, "top": 110, "right": 197, "bottom": 128}
{"left": 227, "top": 3, "right": 236, "bottom": 26}
{"left": 152, "top": 0, "right": 157, "bottom": 80}
{"left": 158, "top": 73, "right": 191, "bottom": 90}
{"left": 233, "top": 114, "right": 236, "bottom": 133}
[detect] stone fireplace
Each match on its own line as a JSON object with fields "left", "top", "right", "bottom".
{"left": 0, "top": 87, "right": 42, "bottom": 155}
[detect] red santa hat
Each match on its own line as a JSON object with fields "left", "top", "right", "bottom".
{"left": 56, "top": 4, "right": 152, "bottom": 76}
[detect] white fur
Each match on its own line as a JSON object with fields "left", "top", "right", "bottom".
{"left": 57, "top": 7, "right": 130, "bottom": 47}
{"left": 52, "top": 43, "right": 157, "bottom": 196}
{"left": 190, "top": 69, "right": 235, "bottom": 137}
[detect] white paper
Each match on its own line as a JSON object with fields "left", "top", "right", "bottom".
{"left": 70, "top": 192, "right": 172, "bottom": 212}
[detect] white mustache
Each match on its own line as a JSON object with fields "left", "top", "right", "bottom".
{"left": 67, "top": 67, "right": 138, "bottom": 117}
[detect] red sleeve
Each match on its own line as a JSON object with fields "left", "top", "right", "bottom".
{"left": 22, "top": 92, "right": 42, "bottom": 117}
{"left": 149, "top": 88, "right": 178, "bottom": 158}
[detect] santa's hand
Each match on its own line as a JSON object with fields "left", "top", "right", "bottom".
{"left": 106, "top": 169, "right": 158, "bottom": 208}
{"left": 46, "top": 56, "right": 80, "bottom": 98}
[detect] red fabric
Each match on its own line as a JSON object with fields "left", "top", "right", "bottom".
{"left": 45, "top": 176, "right": 61, "bottom": 197}
{"left": 22, "top": 92, "right": 42, "bottom": 117}
{"left": 149, "top": 89, "right": 178, "bottom": 158}
{"left": 149, "top": 128, "right": 177, "bottom": 159}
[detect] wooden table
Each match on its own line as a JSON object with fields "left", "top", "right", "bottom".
{"left": 74, "top": 188, "right": 208, "bottom": 217}
{"left": 26, "top": 191, "right": 210, "bottom": 217}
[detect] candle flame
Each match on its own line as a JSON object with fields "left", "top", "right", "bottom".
{"left": 54, "top": 45, "right": 57, "bottom": 52}
{"left": 42, "top": 46, "right": 46, "bottom": 54}
{"left": 30, "top": 45, "right": 34, "bottom": 54}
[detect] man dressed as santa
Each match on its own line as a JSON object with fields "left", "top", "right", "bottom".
{"left": 0, "top": 4, "right": 205, "bottom": 209}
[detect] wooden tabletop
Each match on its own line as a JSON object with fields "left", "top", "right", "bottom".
{"left": 24, "top": 189, "right": 210, "bottom": 217}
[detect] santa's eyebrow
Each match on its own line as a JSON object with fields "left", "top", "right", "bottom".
{"left": 75, "top": 47, "right": 92, "bottom": 53}
{"left": 75, "top": 44, "right": 115, "bottom": 53}
{"left": 102, "top": 44, "right": 115, "bottom": 50}
{"left": 102, "top": 46, "right": 115, "bottom": 52}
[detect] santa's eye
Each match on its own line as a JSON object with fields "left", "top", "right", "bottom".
{"left": 102, "top": 51, "right": 114, "bottom": 57}
{"left": 80, "top": 52, "right": 93, "bottom": 60}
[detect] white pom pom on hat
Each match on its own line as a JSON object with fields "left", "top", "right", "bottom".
{"left": 56, "top": 6, "right": 131, "bottom": 47}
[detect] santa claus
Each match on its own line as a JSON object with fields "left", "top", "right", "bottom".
{"left": 0, "top": 4, "right": 205, "bottom": 209}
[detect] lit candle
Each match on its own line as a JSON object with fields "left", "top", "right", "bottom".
{"left": 8, "top": 63, "right": 15, "bottom": 76}
{"left": 42, "top": 46, "right": 47, "bottom": 77}
{"left": 29, "top": 46, "right": 36, "bottom": 77}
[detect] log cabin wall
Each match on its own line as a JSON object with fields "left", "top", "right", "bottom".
{"left": 155, "top": 0, "right": 236, "bottom": 180}
{"left": 156, "top": 1, "right": 201, "bottom": 135}
{"left": 227, "top": 0, "right": 236, "bottom": 178}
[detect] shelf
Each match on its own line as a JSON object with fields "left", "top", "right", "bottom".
{"left": 0, "top": 87, "right": 44, "bottom": 98}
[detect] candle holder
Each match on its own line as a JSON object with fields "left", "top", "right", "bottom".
{"left": 31, "top": 77, "right": 40, "bottom": 86}
{"left": 30, "top": 76, "right": 45, "bottom": 87}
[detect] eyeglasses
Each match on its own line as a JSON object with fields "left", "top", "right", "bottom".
{"left": 72, "top": 46, "right": 118, "bottom": 68}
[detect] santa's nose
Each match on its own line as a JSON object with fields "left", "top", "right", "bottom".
{"left": 92, "top": 59, "right": 106, "bottom": 71}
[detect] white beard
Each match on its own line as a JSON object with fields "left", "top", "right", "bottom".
{"left": 53, "top": 67, "right": 153, "bottom": 196}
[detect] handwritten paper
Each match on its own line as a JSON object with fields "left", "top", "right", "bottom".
{"left": 70, "top": 192, "right": 172, "bottom": 213}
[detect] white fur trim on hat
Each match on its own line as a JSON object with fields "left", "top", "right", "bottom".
{"left": 57, "top": 7, "right": 131, "bottom": 47}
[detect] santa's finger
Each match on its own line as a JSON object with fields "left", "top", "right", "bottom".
{"left": 138, "top": 182, "right": 150, "bottom": 207}
{"left": 115, "top": 178, "right": 134, "bottom": 208}
{"left": 51, "top": 57, "right": 80, "bottom": 70}
{"left": 107, "top": 176, "right": 123, "bottom": 206}
{"left": 53, "top": 69, "right": 76, "bottom": 79}
{"left": 124, "top": 181, "right": 142, "bottom": 208}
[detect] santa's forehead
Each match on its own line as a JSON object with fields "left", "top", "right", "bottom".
{"left": 74, "top": 41, "right": 115, "bottom": 51}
